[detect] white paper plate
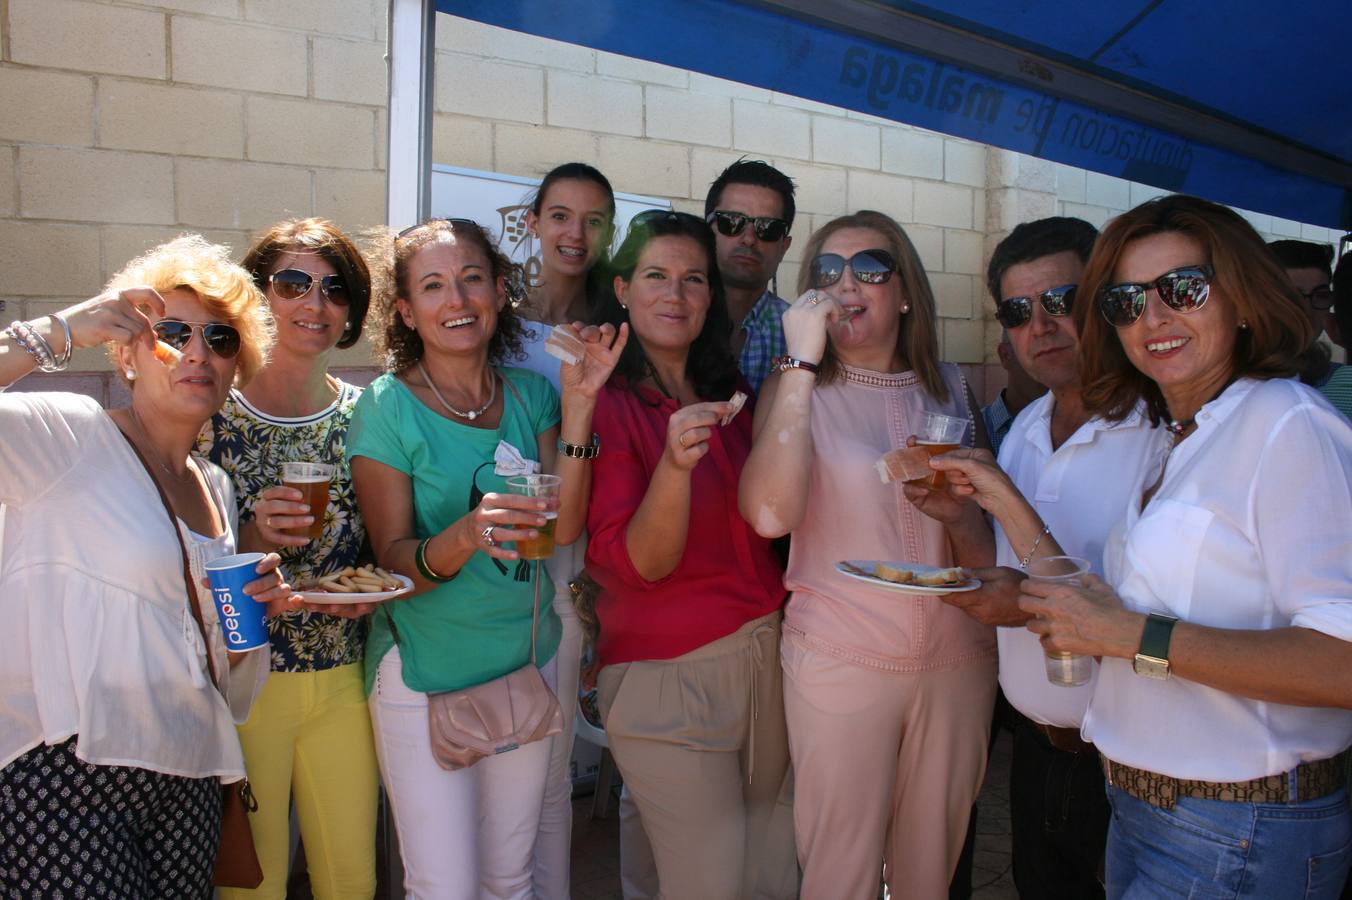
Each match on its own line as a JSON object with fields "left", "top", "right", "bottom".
{"left": 835, "top": 560, "right": 981, "bottom": 595}
{"left": 298, "top": 573, "right": 413, "bottom": 604}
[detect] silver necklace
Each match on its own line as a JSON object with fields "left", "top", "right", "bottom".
{"left": 128, "top": 406, "right": 196, "bottom": 483}
{"left": 417, "top": 361, "right": 497, "bottom": 421}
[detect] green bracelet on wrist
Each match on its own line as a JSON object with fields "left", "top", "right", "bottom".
{"left": 415, "top": 537, "right": 457, "bottom": 583}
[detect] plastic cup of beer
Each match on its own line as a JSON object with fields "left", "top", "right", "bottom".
{"left": 1027, "top": 555, "right": 1093, "bottom": 687}
{"left": 506, "top": 474, "right": 561, "bottom": 560}
{"left": 906, "top": 411, "right": 968, "bottom": 490}
{"left": 281, "top": 461, "right": 333, "bottom": 540}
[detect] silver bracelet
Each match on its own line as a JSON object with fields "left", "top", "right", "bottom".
{"left": 1019, "top": 523, "right": 1051, "bottom": 570}
{"left": 6, "top": 320, "right": 60, "bottom": 372}
{"left": 48, "top": 313, "right": 73, "bottom": 368}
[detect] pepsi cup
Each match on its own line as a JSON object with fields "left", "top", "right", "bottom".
{"left": 204, "top": 552, "right": 270, "bottom": 652}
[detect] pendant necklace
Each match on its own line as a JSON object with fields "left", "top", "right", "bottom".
{"left": 418, "top": 361, "right": 496, "bottom": 421}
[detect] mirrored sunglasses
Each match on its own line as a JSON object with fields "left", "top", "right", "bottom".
{"left": 995, "top": 284, "right": 1077, "bottom": 329}
{"left": 707, "top": 210, "right": 789, "bottom": 242}
{"left": 268, "top": 268, "right": 350, "bottom": 306}
{"left": 1097, "top": 265, "right": 1214, "bottom": 327}
{"left": 809, "top": 249, "right": 897, "bottom": 289}
{"left": 152, "top": 319, "right": 242, "bottom": 359}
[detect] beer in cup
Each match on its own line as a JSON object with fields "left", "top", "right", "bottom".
{"left": 281, "top": 461, "right": 333, "bottom": 540}
{"left": 1026, "top": 555, "right": 1093, "bottom": 687}
{"left": 906, "top": 411, "right": 968, "bottom": 490}
{"left": 505, "top": 474, "right": 562, "bottom": 560}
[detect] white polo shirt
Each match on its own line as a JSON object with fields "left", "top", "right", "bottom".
{"left": 994, "top": 392, "right": 1157, "bottom": 728}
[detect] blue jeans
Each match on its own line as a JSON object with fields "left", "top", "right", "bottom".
{"left": 1105, "top": 783, "right": 1352, "bottom": 899}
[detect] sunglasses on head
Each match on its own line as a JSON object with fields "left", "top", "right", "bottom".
{"left": 1097, "top": 264, "right": 1214, "bottom": 327}
{"left": 631, "top": 209, "right": 706, "bottom": 229}
{"left": 152, "top": 320, "right": 242, "bottom": 359}
{"left": 1297, "top": 284, "right": 1334, "bottom": 311}
{"left": 396, "top": 217, "right": 481, "bottom": 240}
{"left": 706, "top": 210, "right": 790, "bottom": 243}
{"left": 268, "top": 268, "right": 350, "bottom": 306}
{"left": 809, "top": 249, "right": 897, "bottom": 289}
{"left": 995, "top": 285, "right": 1077, "bottom": 329}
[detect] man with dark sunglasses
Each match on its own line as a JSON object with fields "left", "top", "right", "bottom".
{"left": 941, "top": 217, "right": 1159, "bottom": 900}
{"left": 703, "top": 159, "right": 796, "bottom": 392}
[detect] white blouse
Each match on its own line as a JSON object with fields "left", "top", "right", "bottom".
{"left": 1085, "top": 378, "right": 1352, "bottom": 781}
{"left": 0, "top": 392, "right": 268, "bottom": 780}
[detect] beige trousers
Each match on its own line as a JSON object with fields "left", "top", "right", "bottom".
{"left": 782, "top": 633, "right": 997, "bottom": 900}
{"left": 598, "top": 611, "right": 798, "bottom": 900}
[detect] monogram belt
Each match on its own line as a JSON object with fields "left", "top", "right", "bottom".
{"left": 1103, "top": 750, "right": 1349, "bottom": 810}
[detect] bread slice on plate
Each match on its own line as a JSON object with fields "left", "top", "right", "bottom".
{"left": 911, "top": 567, "right": 965, "bottom": 586}
{"left": 873, "top": 561, "right": 914, "bottom": 584}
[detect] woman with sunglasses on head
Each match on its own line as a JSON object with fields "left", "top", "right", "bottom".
{"left": 346, "top": 218, "right": 623, "bottom": 899}
{"left": 933, "top": 195, "right": 1352, "bottom": 899}
{"left": 739, "top": 210, "right": 996, "bottom": 899}
{"left": 584, "top": 210, "right": 795, "bottom": 900}
{"left": 196, "top": 218, "right": 380, "bottom": 900}
{"left": 0, "top": 236, "right": 296, "bottom": 898}
{"left": 513, "top": 162, "right": 616, "bottom": 897}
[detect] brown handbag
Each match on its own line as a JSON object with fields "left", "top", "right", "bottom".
{"left": 124, "top": 436, "right": 265, "bottom": 889}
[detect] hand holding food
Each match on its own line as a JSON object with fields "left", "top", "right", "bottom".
{"left": 663, "top": 401, "right": 732, "bottom": 471}
{"left": 721, "top": 390, "right": 748, "bottom": 427}
{"left": 782, "top": 289, "right": 843, "bottom": 365}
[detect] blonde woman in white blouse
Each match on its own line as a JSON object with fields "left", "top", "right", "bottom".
{"left": 0, "top": 236, "right": 297, "bottom": 899}
{"left": 934, "top": 196, "right": 1352, "bottom": 900}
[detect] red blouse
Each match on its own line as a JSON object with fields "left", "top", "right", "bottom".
{"left": 585, "top": 379, "right": 786, "bottom": 666}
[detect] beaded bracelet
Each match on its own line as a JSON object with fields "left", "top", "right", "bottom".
{"left": 6, "top": 320, "right": 61, "bottom": 372}
{"left": 1019, "top": 523, "right": 1051, "bottom": 570}
{"left": 415, "top": 537, "right": 457, "bottom": 583}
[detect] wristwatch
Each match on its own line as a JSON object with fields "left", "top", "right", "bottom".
{"left": 557, "top": 433, "right": 601, "bottom": 460}
{"left": 1132, "top": 613, "right": 1179, "bottom": 680}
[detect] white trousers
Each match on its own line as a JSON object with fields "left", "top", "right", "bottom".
{"left": 370, "top": 645, "right": 558, "bottom": 900}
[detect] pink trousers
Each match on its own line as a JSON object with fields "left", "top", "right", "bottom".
{"left": 782, "top": 634, "right": 997, "bottom": 900}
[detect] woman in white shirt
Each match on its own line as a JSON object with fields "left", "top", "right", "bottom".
{"left": 0, "top": 236, "right": 295, "bottom": 899}
{"left": 935, "top": 195, "right": 1352, "bottom": 899}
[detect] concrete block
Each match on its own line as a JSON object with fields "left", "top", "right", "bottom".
{"left": 691, "top": 148, "right": 753, "bottom": 204}
{"left": 101, "top": 225, "right": 248, "bottom": 280}
{"left": 1058, "top": 201, "right": 1112, "bottom": 230}
{"left": 99, "top": 81, "right": 244, "bottom": 158}
{"left": 812, "top": 117, "right": 880, "bottom": 169}
{"left": 986, "top": 149, "right": 1054, "bottom": 193}
{"left": 248, "top": 97, "right": 375, "bottom": 170}
{"left": 434, "top": 52, "right": 544, "bottom": 124}
{"left": 1084, "top": 171, "right": 1130, "bottom": 210}
{"left": 172, "top": 16, "right": 307, "bottom": 96}
{"left": 0, "top": 222, "right": 102, "bottom": 296}
{"left": 0, "top": 147, "right": 15, "bottom": 217}
{"left": 597, "top": 52, "right": 689, "bottom": 88}
{"left": 881, "top": 128, "right": 944, "bottom": 180}
{"left": 1237, "top": 208, "right": 1272, "bottom": 237}
{"left": 772, "top": 92, "right": 844, "bottom": 116}
{"left": 929, "top": 272, "right": 975, "bottom": 320}
{"left": 942, "top": 316, "right": 987, "bottom": 364}
{"left": 176, "top": 158, "right": 312, "bottom": 230}
{"left": 10, "top": 0, "right": 165, "bottom": 80}
{"left": 903, "top": 224, "right": 944, "bottom": 273}
{"left": 5, "top": 358, "right": 112, "bottom": 395}
{"left": 973, "top": 187, "right": 988, "bottom": 233}
{"left": 645, "top": 88, "right": 731, "bottom": 147}
{"left": 945, "top": 229, "right": 984, "bottom": 276}
{"left": 1301, "top": 223, "right": 1336, "bottom": 243}
{"left": 329, "top": 342, "right": 381, "bottom": 370}
{"left": 774, "top": 162, "right": 846, "bottom": 217}
{"left": 913, "top": 181, "right": 973, "bottom": 229}
{"left": 733, "top": 100, "right": 810, "bottom": 160}
{"left": 599, "top": 136, "right": 689, "bottom": 199}
{"left": 314, "top": 37, "right": 388, "bottom": 107}
{"left": 432, "top": 114, "right": 494, "bottom": 171}
{"left": 1269, "top": 216, "right": 1304, "bottom": 238}
{"left": 689, "top": 73, "right": 772, "bottom": 102}
{"left": 243, "top": 0, "right": 375, "bottom": 38}
{"left": 944, "top": 139, "right": 986, "bottom": 188}
{"left": 547, "top": 72, "right": 643, "bottom": 136}
{"left": 20, "top": 147, "right": 174, "bottom": 225}
{"left": 988, "top": 187, "right": 1056, "bottom": 231}
{"left": 494, "top": 124, "right": 599, "bottom": 179}
{"left": 314, "top": 169, "right": 386, "bottom": 233}
{"left": 1054, "top": 162, "right": 1087, "bottom": 204}
{"left": 0, "top": 69, "right": 94, "bottom": 147}
{"left": 1128, "top": 181, "right": 1168, "bottom": 207}
{"left": 847, "top": 171, "right": 912, "bottom": 222}
{"left": 436, "top": 15, "right": 594, "bottom": 73}
{"left": 150, "top": 0, "right": 243, "bottom": 14}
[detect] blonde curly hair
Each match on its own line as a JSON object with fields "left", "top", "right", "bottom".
{"left": 105, "top": 234, "right": 274, "bottom": 387}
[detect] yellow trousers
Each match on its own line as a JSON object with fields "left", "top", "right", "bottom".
{"left": 219, "top": 663, "right": 379, "bottom": 900}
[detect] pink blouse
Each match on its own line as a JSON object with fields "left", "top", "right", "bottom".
{"left": 783, "top": 363, "right": 997, "bottom": 672}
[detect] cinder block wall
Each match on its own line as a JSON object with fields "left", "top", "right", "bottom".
{"left": 3, "top": 1, "right": 1342, "bottom": 404}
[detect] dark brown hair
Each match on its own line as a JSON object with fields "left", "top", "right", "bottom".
{"left": 367, "top": 219, "right": 527, "bottom": 372}
{"left": 1077, "top": 194, "right": 1315, "bottom": 424}
{"left": 795, "top": 210, "right": 947, "bottom": 401}
{"left": 242, "top": 217, "right": 372, "bottom": 349}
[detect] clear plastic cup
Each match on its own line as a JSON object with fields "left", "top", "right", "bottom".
{"left": 506, "top": 474, "right": 562, "bottom": 560}
{"left": 907, "top": 411, "right": 968, "bottom": 490}
{"left": 1027, "top": 555, "right": 1093, "bottom": 687}
{"left": 281, "top": 461, "right": 333, "bottom": 540}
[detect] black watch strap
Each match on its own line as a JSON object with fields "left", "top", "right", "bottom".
{"left": 1138, "top": 613, "right": 1179, "bottom": 661}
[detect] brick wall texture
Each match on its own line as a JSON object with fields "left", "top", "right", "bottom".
{"left": 3, "top": 1, "right": 1343, "bottom": 402}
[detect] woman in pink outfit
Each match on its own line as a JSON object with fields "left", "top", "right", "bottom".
{"left": 740, "top": 210, "right": 997, "bottom": 899}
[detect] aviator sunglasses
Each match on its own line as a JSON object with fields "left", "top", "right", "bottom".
{"left": 1097, "top": 264, "right": 1214, "bottom": 327}
{"left": 995, "top": 285, "right": 1077, "bottom": 329}
{"left": 152, "top": 319, "right": 242, "bottom": 359}
{"left": 268, "top": 268, "right": 350, "bottom": 306}
{"left": 809, "top": 249, "right": 898, "bottom": 289}
{"left": 706, "top": 210, "right": 790, "bottom": 243}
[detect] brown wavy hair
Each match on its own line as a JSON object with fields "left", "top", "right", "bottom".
{"left": 796, "top": 210, "right": 947, "bottom": 401}
{"left": 366, "top": 219, "right": 527, "bottom": 372}
{"left": 1077, "top": 194, "right": 1315, "bottom": 424}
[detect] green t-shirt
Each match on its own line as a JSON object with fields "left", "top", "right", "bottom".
{"left": 346, "top": 367, "right": 562, "bottom": 694}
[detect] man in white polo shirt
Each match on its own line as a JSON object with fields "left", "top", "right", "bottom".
{"left": 943, "top": 217, "right": 1157, "bottom": 900}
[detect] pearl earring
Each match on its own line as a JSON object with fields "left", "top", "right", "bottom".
{"left": 124, "top": 368, "right": 136, "bottom": 380}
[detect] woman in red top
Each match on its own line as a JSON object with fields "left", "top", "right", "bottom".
{"left": 585, "top": 211, "right": 795, "bottom": 900}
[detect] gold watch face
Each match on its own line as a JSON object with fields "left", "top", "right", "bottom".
{"left": 1133, "top": 653, "right": 1170, "bottom": 680}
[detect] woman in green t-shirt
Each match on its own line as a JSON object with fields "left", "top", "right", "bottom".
{"left": 346, "top": 218, "right": 624, "bottom": 898}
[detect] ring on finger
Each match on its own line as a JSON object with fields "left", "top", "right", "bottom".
{"left": 679, "top": 432, "right": 690, "bottom": 449}
{"left": 807, "top": 291, "right": 822, "bottom": 306}
{"left": 481, "top": 525, "right": 497, "bottom": 548}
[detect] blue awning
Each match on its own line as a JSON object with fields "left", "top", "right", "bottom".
{"left": 435, "top": 0, "right": 1352, "bottom": 229}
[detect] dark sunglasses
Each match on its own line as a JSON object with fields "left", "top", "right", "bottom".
{"left": 995, "top": 285, "right": 1077, "bottom": 329}
{"left": 396, "top": 217, "right": 481, "bottom": 240}
{"left": 706, "top": 210, "right": 790, "bottom": 243}
{"left": 631, "top": 210, "right": 707, "bottom": 228}
{"left": 268, "top": 268, "right": 350, "bottom": 306}
{"left": 809, "top": 249, "right": 898, "bottom": 289}
{"left": 153, "top": 319, "right": 242, "bottom": 359}
{"left": 1098, "top": 264, "right": 1214, "bottom": 327}
{"left": 1297, "top": 284, "right": 1334, "bottom": 311}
